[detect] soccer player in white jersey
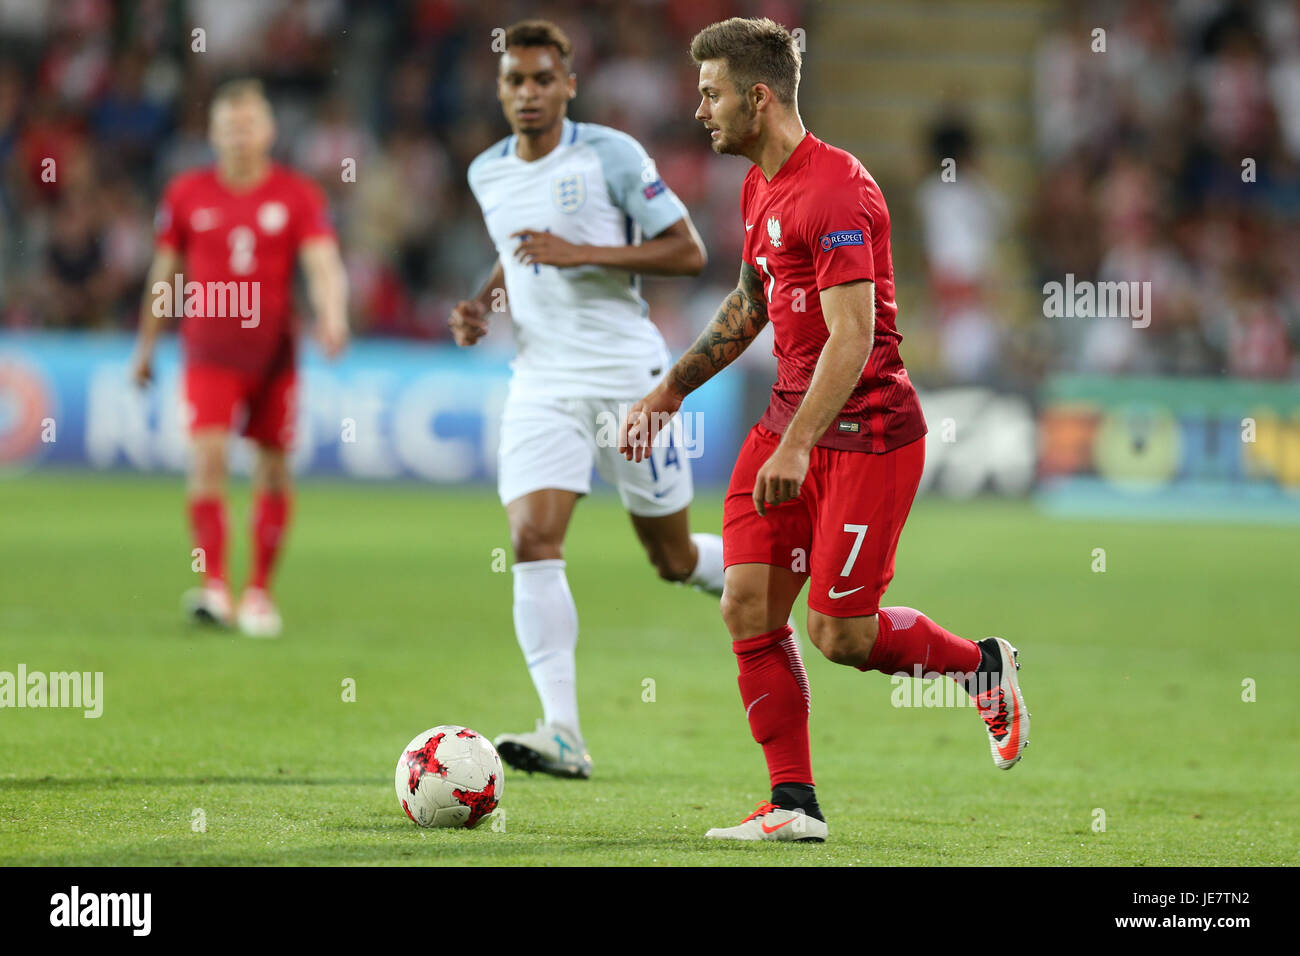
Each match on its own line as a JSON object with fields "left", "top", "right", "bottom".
{"left": 450, "top": 19, "right": 722, "bottom": 779}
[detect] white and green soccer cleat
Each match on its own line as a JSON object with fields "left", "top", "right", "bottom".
{"left": 493, "top": 720, "right": 592, "bottom": 779}
{"left": 705, "top": 801, "right": 828, "bottom": 842}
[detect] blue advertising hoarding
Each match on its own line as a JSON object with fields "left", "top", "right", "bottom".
{"left": 0, "top": 332, "right": 744, "bottom": 486}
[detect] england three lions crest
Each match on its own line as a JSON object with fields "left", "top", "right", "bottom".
{"left": 553, "top": 173, "right": 586, "bottom": 213}
{"left": 767, "top": 216, "right": 782, "bottom": 247}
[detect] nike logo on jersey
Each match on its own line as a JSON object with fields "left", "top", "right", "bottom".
{"left": 827, "top": 585, "right": 865, "bottom": 599}
{"left": 745, "top": 223, "right": 754, "bottom": 231}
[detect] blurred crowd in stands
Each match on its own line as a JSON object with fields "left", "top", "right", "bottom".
{"left": 0, "top": 0, "right": 796, "bottom": 358}
{"left": 1, "top": 0, "right": 1296, "bottom": 383}
{"left": 1029, "top": 0, "right": 1300, "bottom": 379}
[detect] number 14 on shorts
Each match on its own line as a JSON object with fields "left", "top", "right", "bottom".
{"left": 646, "top": 427, "right": 681, "bottom": 484}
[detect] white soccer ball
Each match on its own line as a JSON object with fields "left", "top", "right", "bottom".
{"left": 395, "top": 725, "right": 504, "bottom": 829}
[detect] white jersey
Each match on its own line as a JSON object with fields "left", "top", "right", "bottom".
{"left": 467, "top": 117, "right": 688, "bottom": 399}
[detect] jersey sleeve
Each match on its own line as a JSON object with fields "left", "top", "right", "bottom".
{"left": 588, "top": 129, "right": 688, "bottom": 239}
{"left": 154, "top": 178, "right": 186, "bottom": 253}
{"left": 293, "top": 176, "right": 336, "bottom": 248}
{"left": 803, "top": 179, "right": 876, "bottom": 291}
{"left": 466, "top": 156, "right": 484, "bottom": 208}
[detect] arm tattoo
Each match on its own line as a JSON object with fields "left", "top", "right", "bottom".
{"left": 670, "top": 262, "right": 769, "bottom": 394}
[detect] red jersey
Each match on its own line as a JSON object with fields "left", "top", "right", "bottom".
{"left": 740, "top": 132, "right": 926, "bottom": 453}
{"left": 155, "top": 163, "right": 334, "bottom": 375}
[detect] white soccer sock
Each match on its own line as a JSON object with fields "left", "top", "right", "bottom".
{"left": 512, "top": 559, "right": 581, "bottom": 740}
{"left": 686, "top": 532, "right": 726, "bottom": 596}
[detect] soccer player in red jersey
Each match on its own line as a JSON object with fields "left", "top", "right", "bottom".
{"left": 131, "top": 79, "right": 348, "bottom": 638}
{"left": 621, "top": 18, "right": 1030, "bottom": 841}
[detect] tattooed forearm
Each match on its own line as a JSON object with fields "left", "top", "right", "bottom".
{"left": 668, "top": 262, "right": 769, "bottom": 396}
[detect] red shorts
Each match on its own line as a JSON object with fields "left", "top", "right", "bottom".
{"left": 183, "top": 364, "right": 297, "bottom": 450}
{"left": 723, "top": 425, "right": 925, "bottom": 618}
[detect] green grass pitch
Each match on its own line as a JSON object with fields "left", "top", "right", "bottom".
{"left": 1, "top": 472, "right": 1296, "bottom": 866}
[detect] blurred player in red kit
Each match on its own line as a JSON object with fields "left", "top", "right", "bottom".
{"left": 131, "top": 79, "right": 348, "bottom": 637}
{"left": 621, "top": 18, "right": 1030, "bottom": 841}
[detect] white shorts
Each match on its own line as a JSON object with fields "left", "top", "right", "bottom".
{"left": 497, "top": 395, "right": 694, "bottom": 517}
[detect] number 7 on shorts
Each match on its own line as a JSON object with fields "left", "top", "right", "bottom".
{"left": 840, "top": 523, "right": 869, "bottom": 577}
